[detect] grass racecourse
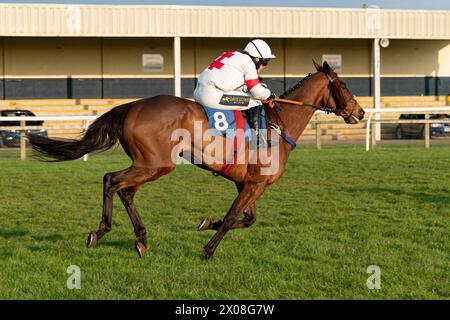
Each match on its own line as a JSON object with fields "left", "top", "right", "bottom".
{"left": 0, "top": 142, "right": 448, "bottom": 299}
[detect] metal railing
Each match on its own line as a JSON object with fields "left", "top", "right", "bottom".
{"left": 363, "top": 107, "right": 450, "bottom": 151}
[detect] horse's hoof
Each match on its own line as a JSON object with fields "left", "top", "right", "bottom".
{"left": 86, "top": 231, "right": 97, "bottom": 248}
{"left": 197, "top": 217, "right": 212, "bottom": 231}
{"left": 203, "top": 247, "right": 214, "bottom": 260}
{"left": 135, "top": 241, "right": 147, "bottom": 258}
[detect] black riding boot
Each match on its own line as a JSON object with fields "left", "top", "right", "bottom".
{"left": 247, "top": 105, "right": 267, "bottom": 148}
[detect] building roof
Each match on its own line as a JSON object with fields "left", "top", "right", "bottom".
{"left": 0, "top": 4, "right": 449, "bottom": 39}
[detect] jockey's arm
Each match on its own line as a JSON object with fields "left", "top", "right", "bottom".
{"left": 245, "top": 79, "right": 272, "bottom": 100}
{"left": 243, "top": 59, "right": 272, "bottom": 101}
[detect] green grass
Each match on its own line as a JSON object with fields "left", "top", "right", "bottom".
{"left": 0, "top": 143, "right": 449, "bottom": 299}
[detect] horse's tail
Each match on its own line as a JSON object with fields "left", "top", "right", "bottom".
{"left": 28, "top": 104, "right": 132, "bottom": 161}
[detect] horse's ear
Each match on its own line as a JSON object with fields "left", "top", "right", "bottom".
{"left": 323, "top": 61, "right": 332, "bottom": 74}
{"left": 312, "top": 59, "right": 322, "bottom": 72}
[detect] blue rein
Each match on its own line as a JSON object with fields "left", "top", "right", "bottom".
{"left": 279, "top": 132, "right": 297, "bottom": 150}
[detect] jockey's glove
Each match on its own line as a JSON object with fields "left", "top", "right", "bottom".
{"left": 264, "top": 93, "right": 277, "bottom": 108}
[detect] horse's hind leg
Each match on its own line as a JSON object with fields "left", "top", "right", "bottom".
{"left": 86, "top": 165, "right": 174, "bottom": 254}
{"left": 117, "top": 187, "right": 147, "bottom": 258}
{"left": 86, "top": 171, "right": 120, "bottom": 248}
{"left": 116, "top": 166, "right": 175, "bottom": 257}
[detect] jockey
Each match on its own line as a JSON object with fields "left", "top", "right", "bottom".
{"left": 194, "top": 39, "right": 276, "bottom": 147}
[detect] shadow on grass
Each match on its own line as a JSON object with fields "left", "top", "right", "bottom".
{"left": 345, "top": 186, "right": 450, "bottom": 206}
{"left": 96, "top": 239, "right": 135, "bottom": 251}
{"left": 0, "top": 229, "right": 27, "bottom": 239}
{"left": 32, "top": 234, "right": 64, "bottom": 242}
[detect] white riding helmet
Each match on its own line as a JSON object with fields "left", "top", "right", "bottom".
{"left": 244, "top": 39, "right": 276, "bottom": 59}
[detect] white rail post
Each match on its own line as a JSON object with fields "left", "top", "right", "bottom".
{"left": 373, "top": 38, "right": 381, "bottom": 141}
{"left": 20, "top": 120, "right": 26, "bottom": 160}
{"left": 371, "top": 119, "right": 377, "bottom": 149}
{"left": 173, "top": 36, "right": 181, "bottom": 98}
{"left": 366, "top": 112, "right": 374, "bottom": 151}
{"left": 83, "top": 120, "right": 89, "bottom": 161}
{"left": 424, "top": 114, "right": 430, "bottom": 149}
{"left": 315, "top": 113, "right": 321, "bottom": 150}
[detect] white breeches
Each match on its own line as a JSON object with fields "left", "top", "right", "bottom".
{"left": 194, "top": 84, "right": 262, "bottom": 111}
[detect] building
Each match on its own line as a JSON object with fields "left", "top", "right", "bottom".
{"left": 0, "top": 3, "right": 449, "bottom": 100}
{"left": 0, "top": 4, "right": 449, "bottom": 141}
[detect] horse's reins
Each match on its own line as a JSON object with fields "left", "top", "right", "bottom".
{"left": 272, "top": 97, "right": 303, "bottom": 106}
{"left": 266, "top": 73, "right": 356, "bottom": 149}
{"left": 269, "top": 76, "right": 344, "bottom": 114}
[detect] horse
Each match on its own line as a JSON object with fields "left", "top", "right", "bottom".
{"left": 28, "top": 60, "right": 365, "bottom": 259}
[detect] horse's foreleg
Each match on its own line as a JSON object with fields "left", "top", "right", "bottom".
{"left": 203, "top": 182, "right": 266, "bottom": 259}
{"left": 197, "top": 183, "right": 256, "bottom": 231}
{"left": 229, "top": 205, "right": 256, "bottom": 229}
{"left": 197, "top": 205, "right": 256, "bottom": 231}
{"left": 228, "top": 182, "right": 257, "bottom": 229}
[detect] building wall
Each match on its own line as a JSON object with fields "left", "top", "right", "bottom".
{"left": 3, "top": 37, "right": 102, "bottom": 98}
{"left": 1, "top": 36, "right": 449, "bottom": 99}
{"left": 283, "top": 38, "right": 372, "bottom": 96}
{"left": 379, "top": 39, "right": 450, "bottom": 96}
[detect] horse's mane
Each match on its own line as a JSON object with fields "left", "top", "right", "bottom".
{"left": 279, "top": 73, "right": 314, "bottom": 99}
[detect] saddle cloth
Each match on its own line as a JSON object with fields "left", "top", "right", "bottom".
{"left": 202, "top": 106, "right": 266, "bottom": 141}
{"left": 201, "top": 105, "right": 268, "bottom": 175}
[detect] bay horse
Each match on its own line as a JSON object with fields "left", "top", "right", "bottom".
{"left": 28, "top": 60, "right": 365, "bottom": 259}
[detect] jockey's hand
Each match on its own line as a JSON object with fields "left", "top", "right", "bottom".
{"left": 263, "top": 93, "right": 276, "bottom": 108}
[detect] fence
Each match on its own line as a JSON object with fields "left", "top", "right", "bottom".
{"left": 363, "top": 107, "right": 450, "bottom": 151}
{"left": 0, "top": 116, "right": 95, "bottom": 160}
{"left": 1, "top": 107, "right": 450, "bottom": 160}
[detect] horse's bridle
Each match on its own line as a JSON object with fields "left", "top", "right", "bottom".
{"left": 267, "top": 72, "right": 359, "bottom": 149}
{"left": 324, "top": 74, "right": 359, "bottom": 121}
{"left": 275, "top": 73, "right": 359, "bottom": 121}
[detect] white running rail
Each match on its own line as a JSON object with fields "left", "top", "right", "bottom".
{"left": 363, "top": 107, "right": 450, "bottom": 151}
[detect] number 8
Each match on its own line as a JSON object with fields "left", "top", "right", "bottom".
{"left": 213, "top": 112, "right": 229, "bottom": 131}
